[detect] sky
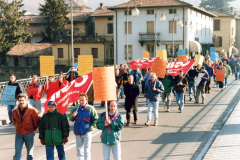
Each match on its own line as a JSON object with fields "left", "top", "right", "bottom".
{"left": 14, "top": 0, "right": 240, "bottom": 14}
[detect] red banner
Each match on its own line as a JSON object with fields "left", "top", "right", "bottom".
{"left": 168, "top": 60, "right": 196, "bottom": 76}
{"left": 44, "top": 72, "right": 93, "bottom": 114}
{"left": 128, "top": 57, "right": 160, "bottom": 69}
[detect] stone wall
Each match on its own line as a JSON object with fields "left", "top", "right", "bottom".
{"left": 0, "top": 66, "right": 70, "bottom": 82}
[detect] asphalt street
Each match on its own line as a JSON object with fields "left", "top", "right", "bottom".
{"left": 0, "top": 76, "right": 239, "bottom": 160}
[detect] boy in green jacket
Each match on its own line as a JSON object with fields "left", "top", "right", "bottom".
{"left": 39, "top": 101, "right": 69, "bottom": 160}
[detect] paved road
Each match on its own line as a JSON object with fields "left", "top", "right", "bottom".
{"left": 0, "top": 76, "right": 239, "bottom": 160}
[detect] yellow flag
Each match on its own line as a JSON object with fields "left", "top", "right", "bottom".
{"left": 78, "top": 55, "right": 93, "bottom": 76}
{"left": 143, "top": 51, "right": 150, "bottom": 58}
{"left": 40, "top": 56, "right": 55, "bottom": 76}
{"left": 157, "top": 50, "right": 168, "bottom": 61}
{"left": 194, "top": 54, "right": 204, "bottom": 66}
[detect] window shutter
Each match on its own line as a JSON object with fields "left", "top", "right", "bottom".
{"left": 58, "top": 48, "right": 63, "bottom": 58}
{"left": 92, "top": 48, "right": 98, "bottom": 58}
{"left": 74, "top": 48, "right": 80, "bottom": 58}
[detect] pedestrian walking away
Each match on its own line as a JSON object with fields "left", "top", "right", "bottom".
{"left": 96, "top": 101, "right": 124, "bottom": 160}
{"left": 229, "top": 55, "right": 236, "bottom": 74}
{"left": 39, "top": 101, "right": 70, "bottom": 160}
{"left": 235, "top": 56, "right": 240, "bottom": 80}
{"left": 69, "top": 93, "right": 98, "bottom": 160}
{"left": 223, "top": 61, "right": 232, "bottom": 88}
{"left": 205, "top": 62, "right": 214, "bottom": 93}
{"left": 186, "top": 66, "right": 197, "bottom": 101}
{"left": 144, "top": 73, "right": 164, "bottom": 126}
{"left": 216, "top": 62, "right": 226, "bottom": 91}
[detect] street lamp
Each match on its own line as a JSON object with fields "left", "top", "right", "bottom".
{"left": 126, "top": 1, "right": 140, "bottom": 63}
{"left": 172, "top": 14, "right": 183, "bottom": 58}
{"left": 155, "top": 9, "right": 166, "bottom": 58}
{"left": 70, "top": 0, "right": 88, "bottom": 65}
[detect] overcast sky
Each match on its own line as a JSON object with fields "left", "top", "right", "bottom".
{"left": 18, "top": 0, "right": 240, "bottom": 13}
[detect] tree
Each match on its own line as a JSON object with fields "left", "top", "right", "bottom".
{"left": 0, "top": 0, "right": 32, "bottom": 65}
{"left": 199, "top": 0, "right": 235, "bottom": 12}
{"left": 39, "top": 0, "right": 69, "bottom": 42}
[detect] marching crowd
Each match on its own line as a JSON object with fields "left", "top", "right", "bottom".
{"left": 5, "top": 53, "right": 239, "bottom": 160}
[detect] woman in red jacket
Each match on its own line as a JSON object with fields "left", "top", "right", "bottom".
{"left": 44, "top": 76, "right": 56, "bottom": 99}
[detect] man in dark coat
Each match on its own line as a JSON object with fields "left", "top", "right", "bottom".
{"left": 66, "top": 66, "right": 78, "bottom": 82}
{"left": 124, "top": 75, "right": 140, "bottom": 126}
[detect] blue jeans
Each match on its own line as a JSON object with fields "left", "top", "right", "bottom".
{"left": 13, "top": 132, "right": 34, "bottom": 160}
{"left": 102, "top": 143, "right": 121, "bottom": 160}
{"left": 120, "top": 86, "right": 124, "bottom": 97}
{"left": 176, "top": 93, "right": 184, "bottom": 111}
{"left": 188, "top": 81, "right": 196, "bottom": 99}
{"left": 29, "top": 99, "right": 41, "bottom": 113}
{"left": 8, "top": 104, "right": 16, "bottom": 122}
{"left": 45, "top": 145, "right": 66, "bottom": 160}
{"left": 117, "top": 91, "right": 120, "bottom": 103}
{"left": 224, "top": 78, "right": 228, "bottom": 87}
{"left": 213, "top": 75, "right": 218, "bottom": 85}
{"left": 76, "top": 132, "right": 92, "bottom": 160}
{"left": 235, "top": 67, "right": 240, "bottom": 79}
{"left": 147, "top": 99, "right": 159, "bottom": 123}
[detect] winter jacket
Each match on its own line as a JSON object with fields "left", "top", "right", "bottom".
{"left": 229, "top": 58, "right": 236, "bottom": 67}
{"left": 39, "top": 109, "right": 69, "bottom": 146}
{"left": 186, "top": 69, "right": 198, "bottom": 81}
{"left": 130, "top": 69, "right": 142, "bottom": 85}
{"left": 161, "top": 75, "right": 174, "bottom": 93}
{"left": 69, "top": 104, "right": 98, "bottom": 136}
{"left": 174, "top": 76, "right": 188, "bottom": 93}
{"left": 44, "top": 81, "right": 56, "bottom": 99}
{"left": 197, "top": 71, "right": 209, "bottom": 86}
{"left": 143, "top": 73, "right": 150, "bottom": 81}
{"left": 122, "top": 73, "right": 130, "bottom": 85}
{"left": 12, "top": 104, "right": 40, "bottom": 135}
{"left": 213, "top": 63, "right": 219, "bottom": 75}
{"left": 66, "top": 71, "right": 78, "bottom": 82}
{"left": 124, "top": 82, "right": 140, "bottom": 111}
{"left": 96, "top": 110, "right": 124, "bottom": 145}
{"left": 54, "top": 79, "right": 69, "bottom": 91}
{"left": 115, "top": 75, "right": 123, "bottom": 92}
{"left": 235, "top": 59, "right": 240, "bottom": 69}
{"left": 144, "top": 79, "right": 164, "bottom": 102}
{"left": 205, "top": 66, "right": 214, "bottom": 78}
{"left": 27, "top": 81, "right": 42, "bottom": 101}
{"left": 224, "top": 65, "right": 231, "bottom": 78}
{"left": 7, "top": 81, "right": 25, "bottom": 99}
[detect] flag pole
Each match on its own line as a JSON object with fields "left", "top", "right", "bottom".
{"left": 179, "top": 60, "right": 196, "bottom": 83}
{"left": 105, "top": 100, "right": 108, "bottom": 120}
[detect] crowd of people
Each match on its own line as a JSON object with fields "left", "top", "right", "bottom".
{"left": 5, "top": 53, "right": 238, "bottom": 160}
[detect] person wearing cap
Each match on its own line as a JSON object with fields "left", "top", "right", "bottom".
{"left": 12, "top": 93, "right": 40, "bottom": 160}
{"left": 39, "top": 101, "right": 69, "bottom": 160}
{"left": 69, "top": 93, "right": 98, "bottom": 160}
{"left": 66, "top": 66, "right": 78, "bottom": 82}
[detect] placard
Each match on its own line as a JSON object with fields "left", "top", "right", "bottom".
{"left": 210, "top": 52, "right": 219, "bottom": 61}
{"left": 1, "top": 86, "right": 17, "bottom": 105}
{"left": 93, "top": 67, "right": 116, "bottom": 101}
{"left": 195, "top": 73, "right": 205, "bottom": 86}
{"left": 194, "top": 54, "right": 204, "bottom": 66}
{"left": 216, "top": 69, "right": 225, "bottom": 81}
{"left": 40, "top": 56, "right": 55, "bottom": 76}
{"left": 210, "top": 47, "right": 216, "bottom": 54}
{"left": 143, "top": 51, "right": 150, "bottom": 58}
{"left": 178, "top": 55, "right": 187, "bottom": 61}
{"left": 157, "top": 50, "right": 167, "bottom": 61}
{"left": 78, "top": 55, "right": 93, "bottom": 76}
{"left": 178, "top": 49, "right": 185, "bottom": 56}
{"left": 151, "top": 59, "right": 168, "bottom": 78}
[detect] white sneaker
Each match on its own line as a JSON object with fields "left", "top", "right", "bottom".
{"left": 167, "top": 109, "right": 170, "bottom": 112}
{"left": 215, "top": 85, "right": 217, "bottom": 87}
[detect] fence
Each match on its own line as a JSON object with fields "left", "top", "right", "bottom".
{"left": 55, "top": 59, "right": 106, "bottom": 67}
{"left": 0, "top": 73, "right": 67, "bottom": 106}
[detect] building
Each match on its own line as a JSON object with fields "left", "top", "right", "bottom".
{"left": 208, "top": 10, "right": 238, "bottom": 57}
{"left": 109, "top": 0, "right": 216, "bottom": 64}
{"left": 6, "top": 43, "right": 52, "bottom": 67}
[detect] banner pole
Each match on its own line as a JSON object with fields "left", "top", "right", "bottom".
{"left": 179, "top": 61, "right": 195, "bottom": 83}
{"left": 46, "top": 77, "right": 49, "bottom": 88}
{"left": 105, "top": 100, "right": 108, "bottom": 120}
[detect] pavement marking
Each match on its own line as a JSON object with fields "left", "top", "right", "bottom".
{"left": 37, "top": 106, "right": 148, "bottom": 160}
{"left": 0, "top": 124, "right": 11, "bottom": 129}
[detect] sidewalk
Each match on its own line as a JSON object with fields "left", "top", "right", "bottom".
{"left": 204, "top": 101, "right": 240, "bottom": 159}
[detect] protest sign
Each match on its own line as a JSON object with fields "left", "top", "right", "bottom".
{"left": 210, "top": 52, "right": 219, "bottom": 61}
{"left": 143, "top": 51, "right": 150, "bottom": 58}
{"left": 178, "top": 49, "right": 185, "bottom": 56}
{"left": 232, "top": 53, "right": 235, "bottom": 56}
{"left": 78, "top": 55, "right": 93, "bottom": 76}
{"left": 151, "top": 59, "right": 168, "bottom": 78}
{"left": 194, "top": 54, "right": 204, "bottom": 66}
{"left": 220, "top": 57, "right": 224, "bottom": 61}
{"left": 44, "top": 72, "right": 93, "bottom": 114}
{"left": 1, "top": 86, "right": 17, "bottom": 105}
{"left": 157, "top": 50, "right": 167, "bottom": 61}
{"left": 167, "top": 60, "right": 196, "bottom": 76}
{"left": 178, "top": 55, "right": 187, "bottom": 61}
{"left": 93, "top": 67, "right": 116, "bottom": 101}
{"left": 195, "top": 73, "right": 205, "bottom": 86}
{"left": 210, "top": 47, "right": 216, "bottom": 54}
{"left": 40, "top": 56, "right": 55, "bottom": 76}
{"left": 216, "top": 69, "right": 225, "bottom": 81}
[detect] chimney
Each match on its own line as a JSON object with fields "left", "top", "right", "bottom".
{"left": 231, "top": 7, "right": 234, "bottom": 15}
{"left": 100, "top": 3, "right": 103, "bottom": 9}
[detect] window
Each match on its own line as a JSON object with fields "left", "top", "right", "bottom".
{"left": 147, "top": 21, "right": 154, "bottom": 33}
{"left": 195, "top": 37, "right": 199, "bottom": 42}
{"left": 125, "top": 22, "right": 132, "bottom": 34}
{"left": 169, "top": 9, "right": 177, "bottom": 14}
{"left": 146, "top": 45, "right": 154, "bottom": 57}
{"left": 214, "top": 19, "right": 220, "bottom": 30}
{"left": 213, "top": 36, "right": 222, "bottom": 47}
{"left": 26, "top": 58, "right": 33, "bottom": 67}
{"left": 58, "top": 48, "right": 63, "bottom": 58}
{"left": 108, "top": 17, "right": 113, "bottom": 20}
{"left": 125, "top": 10, "right": 132, "bottom": 15}
{"left": 107, "top": 23, "right": 113, "bottom": 34}
{"left": 74, "top": 48, "right": 80, "bottom": 58}
{"left": 196, "top": 23, "right": 198, "bottom": 34}
{"left": 147, "top": 10, "right": 154, "bottom": 15}
{"left": 196, "top": 12, "right": 198, "bottom": 17}
{"left": 125, "top": 45, "right": 132, "bottom": 60}
{"left": 166, "top": 44, "right": 179, "bottom": 57}
{"left": 92, "top": 48, "right": 98, "bottom": 58}
{"left": 105, "top": 44, "right": 114, "bottom": 64}
{"left": 169, "top": 21, "right": 176, "bottom": 33}
{"left": 190, "top": 9, "right": 192, "bottom": 15}
{"left": 14, "top": 58, "right": 18, "bottom": 66}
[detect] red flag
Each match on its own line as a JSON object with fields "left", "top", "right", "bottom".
{"left": 44, "top": 72, "right": 93, "bottom": 114}
{"left": 128, "top": 57, "right": 160, "bottom": 69}
{"left": 168, "top": 60, "right": 196, "bottom": 77}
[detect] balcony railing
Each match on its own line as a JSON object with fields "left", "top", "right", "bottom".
{"left": 55, "top": 59, "right": 107, "bottom": 67}
{"left": 53, "top": 35, "right": 114, "bottom": 43}
{"left": 138, "top": 32, "right": 160, "bottom": 46}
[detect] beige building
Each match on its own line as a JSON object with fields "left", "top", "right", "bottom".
{"left": 209, "top": 10, "right": 239, "bottom": 57}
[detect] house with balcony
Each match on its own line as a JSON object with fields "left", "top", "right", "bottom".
{"left": 109, "top": 0, "right": 216, "bottom": 64}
